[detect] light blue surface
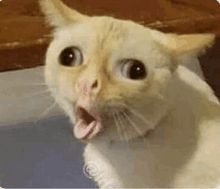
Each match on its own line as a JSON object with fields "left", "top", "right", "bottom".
{"left": 0, "top": 49, "right": 206, "bottom": 188}
{"left": 0, "top": 115, "right": 97, "bottom": 188}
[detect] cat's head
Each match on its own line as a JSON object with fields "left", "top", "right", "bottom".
{"left": 40, "top": 0, "right": 215, "bottom": 143}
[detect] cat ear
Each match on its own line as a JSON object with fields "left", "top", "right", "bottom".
{"left": 159, "top": 33, "right": 215, "bottom": 56}
{"left": 153, "top": 32, "right": 215, "bottom": 71}
{"left": 39, "top": 0, "right": 87, "bottom": 28}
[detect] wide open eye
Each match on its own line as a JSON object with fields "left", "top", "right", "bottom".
{"left": 121, "top": 59, "right": 147, "bottom": 80}
{"left": 59, "top": 46, "right": 83, "bottom": 66}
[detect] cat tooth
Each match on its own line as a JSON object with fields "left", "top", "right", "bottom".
{"left": 86, "top": 122, "right": 102, "bottom": 141}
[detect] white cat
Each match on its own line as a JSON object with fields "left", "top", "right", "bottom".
{"left": 40, "top": 0, "right": 220, "bottom": 188}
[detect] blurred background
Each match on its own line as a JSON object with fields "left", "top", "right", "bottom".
{"left": 0, "top": 0, "right": 219, "bottom": 98}
{"left": 0, "top": 0, "right": 219, "bottom": 188}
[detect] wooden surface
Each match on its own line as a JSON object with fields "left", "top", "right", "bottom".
{"left": 0, "top": 0, "right": 219, "bottom": 47}
{"left": 0, "top": 0, "right": 219, "bottom": 98}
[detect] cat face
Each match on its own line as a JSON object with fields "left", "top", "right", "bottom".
{"left": 40, "top": 0, "right": 215, "bottom": 143}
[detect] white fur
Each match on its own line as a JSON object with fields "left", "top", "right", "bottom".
{"left": 84, "top": 66, "right": 220, "bottom": 188}
{"left": 40, "top": 0, "right": 220, "bottom": 188}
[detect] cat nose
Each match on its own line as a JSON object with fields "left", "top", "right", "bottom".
{"left": 91, "top": 79, "right": 99, "bottom": 93}
{"left": 75, "top": 77, "right": 100, "bottom": 96}
{"left": 91, "top": 79, "right": 98, "bottom": 90}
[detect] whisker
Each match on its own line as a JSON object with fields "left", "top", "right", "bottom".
{"left": 35, "top": 101, "right": 58, "bottom": 124}
{"left": 119, "top": 102, "right": 153, "bottom": 128}
{"left": 13, "top": 83, "right": 58, "bottom": 90}
{"left": 41, "top": 95, "right": 55, "bottom": 99}
{"left": 20, "top": 83, "right": 47, "bottom": 86}
{"left": 115, "top": 110, "right": 130, "bottom": 149}
{"left": 110, "top": 109, "right": 124, "bottom": 143}
{"left": 121, "top": 110, "right": 143, "bottom": 136}
{"left": 14, "top": 89, "right": 52, "bottom": 100}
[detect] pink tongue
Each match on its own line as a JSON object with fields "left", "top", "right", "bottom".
{"left": 74, "top": 119, "right": 101, "bottom": 140}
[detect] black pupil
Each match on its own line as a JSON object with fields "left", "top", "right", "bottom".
{"left": 129, "top": 60, "right": 146, "bottom": 80}
{"left": 59, "top": 47, "right": 76, "bottom": 66}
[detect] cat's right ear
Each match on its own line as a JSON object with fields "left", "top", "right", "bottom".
{"left": 39, "top": 0, "right": 88, "bottom": 28}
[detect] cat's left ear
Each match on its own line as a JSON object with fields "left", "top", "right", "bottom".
{"left": 39, "top": 0, "right": 88, "bottom": 28}
{"left": 163, "top": 33, "right": 215, "bottom": 56}
{"left": 154, "top": 32, "right": 215, "bottom": 71}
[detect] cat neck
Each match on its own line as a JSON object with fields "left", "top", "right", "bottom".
{"left": 91, "top": 65, "right": 220, "bottom": 149}
{"left": 85, "top": 66, "right": 220, "bottom": 188}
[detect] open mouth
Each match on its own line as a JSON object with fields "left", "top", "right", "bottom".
{"left": 78, "top": 107, "right": 96, "bottom": 125}
{"left": 74, "top": 106, "right": 102, "bottom": 141}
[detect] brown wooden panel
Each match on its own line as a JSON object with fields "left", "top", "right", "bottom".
{"left": 0, "top": 0, "right": 219, "bottom": 99}
{"left": 0, "top": 44, "right": 48, "bottom": 72}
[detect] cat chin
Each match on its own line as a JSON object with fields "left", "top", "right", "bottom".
{"left": 66, "top": 103, "right": 156, "bottom": 145}
{"left": 75, "top": 127, "right": 155, "bottom": 146}
{"left": 64, "top": 97, "right": 156, "bottom": 143}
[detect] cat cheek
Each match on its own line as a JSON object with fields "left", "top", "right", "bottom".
{"left": 153, "top": 69, "right": 172, "bottom": 89}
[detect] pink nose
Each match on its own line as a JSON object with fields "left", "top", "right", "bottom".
{"left": 75, "top": 76, "right": 100, "bottom": 96}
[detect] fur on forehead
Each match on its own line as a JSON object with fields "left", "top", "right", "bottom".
{"left": 40, "top": 0, "right": 216, "bottom": 69}
{"left": 52, "top": 16, "right": 170, "bottom": 73}
{"left": 53, "top": 16, "right": 128, "bottom": 42}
